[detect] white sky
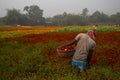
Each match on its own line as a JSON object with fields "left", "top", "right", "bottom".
{"left": 0, "top": 0, "right": 120, "bottom": 17}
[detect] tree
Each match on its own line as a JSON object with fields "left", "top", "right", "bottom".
{"left": 23, "top": 5, "right": 45, "bottom": 25}
{"left": 5, "top": 9, "right": 21, "bottom": 25}
{"left": 80, "top": 8, "right": 89, "bottom": 25}
{"left": 110, "top": 12, "right": 120, "bottom": 24}
{"left": 52, "top": 12, "right": 86, "bottom": 26}
{"left": 65, "top": 14, "right": 82, "bottom": 25}
{"left": 52, "top": 15, "right": 63, "bottom": 26}
{"left": 89, "top": 11, "right": 109, "bottom": 24}
{"left": 0, "top": 17, "right": 6, "bottom": 25}
{"left": 23, "top": 6, "right": 29, "bottom": 12}
{"left": 4, "top": 8, "right": 30, "bottom": 25}
{"left": 81, "top": 8, "right": 89, "bottom": 17}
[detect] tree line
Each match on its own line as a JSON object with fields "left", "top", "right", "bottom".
{"left": 0, "top": 5, "right": 120, "bottom": 26}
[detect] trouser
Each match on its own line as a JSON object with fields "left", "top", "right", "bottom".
{"left": 71, "top": 59, "right": 88, "bottom": 71}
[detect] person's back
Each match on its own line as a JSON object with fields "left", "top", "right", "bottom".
{"left": 73, "top": 33, "right": 96, "bottom": 61}
{"left": 62, "top": 29, "right": 97, "bottom": 72}
{"left": 71, "top": 32, "right": 96, "bottom": 72}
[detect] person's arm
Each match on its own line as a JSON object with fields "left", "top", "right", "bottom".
{"left": 87, "top": 43, "right": 96, "bottom": 66}
{"left": 61, "top": 33, "right": 81, "bottom": 47}
{"left": 62, "top": 39, "right": 77, "bottom": 47}
{"left": 87, "top": 50, "right": 94, "bottom": 65}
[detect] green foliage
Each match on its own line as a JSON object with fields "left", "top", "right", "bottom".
{"left": 54, "top": 26, "right": 88, "bottom": 33}
{"left": 0, "top": 6, "right": 120, "bottom": 26}
{"left": 23, "top": 5, "right": 45, "bottom": 25}
{"left": 2, "top": 5, "right": 45, "bottom": 26}
{"left": 0, "top": 40, "right": 61, "bottom": 80}
{"left": 5, "top": 9, "right": 28, "bottom": 25}
{"left": 0, "top": 42, "right": 48, "bottom": 80}
{"left": 52, "top": 13, "right": 88, "bottom": 26}
{"left": 90, "top": 11, "right": 109, "bottom": 23}
{"left": 0, "top": 27, "right": 120, "bottom": 80}
{"left": 0, "top": 31, "right": 24, "bottom": 38}
{"left": 0, "top": 40, "right": 119, "bottom": 80}
{"left": 55, "top": 26, "right": 120, "bottom": 33}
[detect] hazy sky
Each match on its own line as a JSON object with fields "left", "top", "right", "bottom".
{"left": 0, "top": 0, "right": 120, "bottom": 17}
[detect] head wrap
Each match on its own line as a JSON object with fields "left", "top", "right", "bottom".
{"left": 87, "top": 30, "right": 96, "bottom": 40}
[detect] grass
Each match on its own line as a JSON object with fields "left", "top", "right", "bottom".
{"left": 0, "top": 26, "right": 120, "bottom": 80}
{"left": 55, "top": 26, "right": 120, "bottom": 32}
{"left": 1, "top": 40, "right": 119, "bottom": 80}
{"left": 0, "top": 40, "right": 64, "bottom": 80}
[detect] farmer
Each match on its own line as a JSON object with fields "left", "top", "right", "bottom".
{"left": 63, "top": 29, "right": 96, "bottom": 72}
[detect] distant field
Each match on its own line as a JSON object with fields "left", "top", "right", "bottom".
{"left": 0, "top": 26, "right": 120, "bottom": 80}
{"left": 0, "top": 26, "right": 62, "bottom": 38}
{"left": 0, "top": 25, "right": 120, "bottom": 38}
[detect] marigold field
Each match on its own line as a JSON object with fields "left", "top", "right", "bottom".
{"left": 0, "top": 26, "right": 120, "bottom": 80}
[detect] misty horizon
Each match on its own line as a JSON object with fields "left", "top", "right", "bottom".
{"left": 0, "top": 0, "right": 120, "bottom": 17}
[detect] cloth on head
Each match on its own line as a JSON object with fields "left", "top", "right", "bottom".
{"left": 87, "top": 30, "right": 95, "bottom": 40}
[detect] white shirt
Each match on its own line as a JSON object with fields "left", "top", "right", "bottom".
{"left": 73, "top": 33, "right": 96, "bottom": 61}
